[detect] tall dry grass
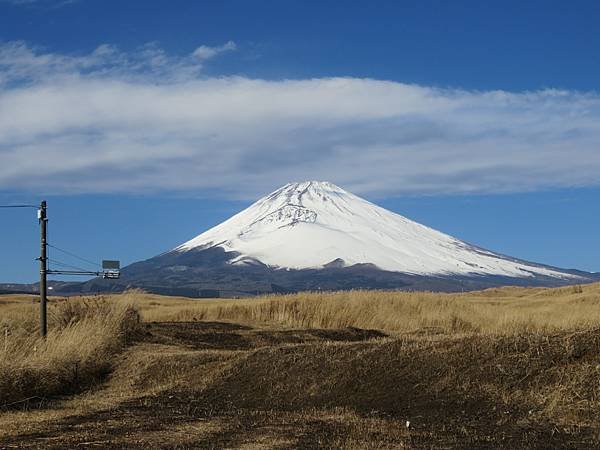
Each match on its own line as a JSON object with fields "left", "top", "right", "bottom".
{"left": 1, "top": 284, "right": 598, "bottom": 406}
{"left": 140, "top": 283, "right": 600, "bottom": 335}
{"left": 0, "top": 295, "right": 140, "bottom": 407}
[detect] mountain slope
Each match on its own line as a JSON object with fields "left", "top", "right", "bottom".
{"left": 70, "top": 181, "right": 595, "bottom": 296}
{"left": 175, "top": 181, "right": 579, "bottom": 280}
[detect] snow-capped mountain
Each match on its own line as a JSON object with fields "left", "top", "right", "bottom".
{"left": 175, "top": 181, "right": 578, "bottom": 280}
{"left": 72, "top": 181, "right": 595, "bottom": 297}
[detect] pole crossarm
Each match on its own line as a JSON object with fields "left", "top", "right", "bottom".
{"left": 47, "top": 269, "right": 120, "bottom": 279}
{"left": 47, "top": 270, "right": 103, "bottom": 276}
{"left": 3, "top": 200, "right": 121, "bottom": 337}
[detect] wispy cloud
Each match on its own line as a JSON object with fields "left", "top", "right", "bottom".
{"left": 1, "top": 0, "right": 78, "bottom": 8}
{"left": 1, "top": 0, "right": 39, "bottom": 4}
{"left": 192, "top": 41, "right": 236, "bottom": 60}
{"left": 1, "top": 41, "right": 599, "bottom": 199}
{"left": 0, "top": 41, "right": 237, "bottom": 85}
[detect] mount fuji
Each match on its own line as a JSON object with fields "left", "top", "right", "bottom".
{"left": 78, "top": 181, "right": 595, "bottom": 296}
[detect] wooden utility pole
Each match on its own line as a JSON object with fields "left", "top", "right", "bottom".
{"left": 39, "top": 200, "right": 47, "bottom": 338}
{"left": 2, "top": 200, "right": 119, "bottom": 338}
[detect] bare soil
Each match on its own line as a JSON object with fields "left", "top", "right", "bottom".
{"left": 1, "top": 321, "right": 599, "bottom": 449}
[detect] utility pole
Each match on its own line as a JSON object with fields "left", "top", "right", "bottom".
{"left": 39, "top": 201, "right": 47, "bottom": 338}
{"left": 2, "top": 200, "right": 119, "bottom": 338}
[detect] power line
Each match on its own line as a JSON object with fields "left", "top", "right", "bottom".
{"left": 4, "top": 200, "right": 120, "bottom": 338}
{"left": 47, "top": 258, "right": 92, "bottom": 273}
{"left": 1, "top": 204, "right": 102, "bottom": 271}
{"left": 47, "top": 243, "right": 101, "bottom": 269}
{"left": 48, "top": 258, "right": 87, "bottom": 272}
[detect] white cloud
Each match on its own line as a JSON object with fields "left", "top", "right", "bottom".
{"left": 1, "top": 42, "right": 599, "bottom": 199}
{"left": 0, "top": 41, "right": 238, "bottom": 85}
{"left": 192, "top": 41, "right": 237, "bottom": 60}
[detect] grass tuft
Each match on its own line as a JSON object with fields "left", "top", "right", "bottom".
{"left": 0, "top": 296, "right": 140, "bottom": 407}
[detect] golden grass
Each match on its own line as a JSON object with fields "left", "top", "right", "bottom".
{"left": 0, "top": 294, "right": 140, "bottom": 406}
{"left": 1, "top": 285, "right": 599, "bottom": 406}
{"left": 1, "top": 284, "right": 600, "bottom": 447}
{"left": 138, "top": 283, "right": 600, "bottom": 335}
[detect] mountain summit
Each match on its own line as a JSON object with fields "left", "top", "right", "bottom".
{"left": 175, "top": 181, "right": 576, "bottom": 280}
{"left": 76, "top": 181, "right": 595, "bottom": 297}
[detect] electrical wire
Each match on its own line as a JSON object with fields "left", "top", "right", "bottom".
{"left": 2, "top": 204, "right": 105, "bottom": 274}
{"left": 47, "top": 243, "right": 101, "bottom": 269}
{"left": 47, "top": 258, "right": 96, "bottom": 273}
{"left": 48, "top": 258, "right": 88, "bottom": 272}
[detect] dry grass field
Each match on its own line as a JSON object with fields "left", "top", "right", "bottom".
{"left": 138, "top": 284, "right": 600, "bottom": 334}
{"left": 0, "top": 295, "right": 141, "bottom": 407}
{"left": 1, "top": 284, "right": 600, "bottom": 448}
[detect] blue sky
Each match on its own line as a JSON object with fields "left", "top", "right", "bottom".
{"left": 0, "top": 0, "right": 599, "bottom": 282}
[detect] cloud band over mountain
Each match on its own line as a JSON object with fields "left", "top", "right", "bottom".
{"left": 1, "top": 41, "right": 600, "bottom": 199}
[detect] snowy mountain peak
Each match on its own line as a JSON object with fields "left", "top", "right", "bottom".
{"left": 249, "top": 181, "right": 360, "bottom": 229}
{"left": 272, "top": 180, "right": 347, "bottom": 196}
{"left": 175, "top": 182, "right": 579, "bottom": 280}
{"left": 261, "top": 181, "right": 350, "bottom": 209}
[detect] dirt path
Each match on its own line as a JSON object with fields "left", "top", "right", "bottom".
{"left": 0, "top": 322, "right": 597, "bottom": 449}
